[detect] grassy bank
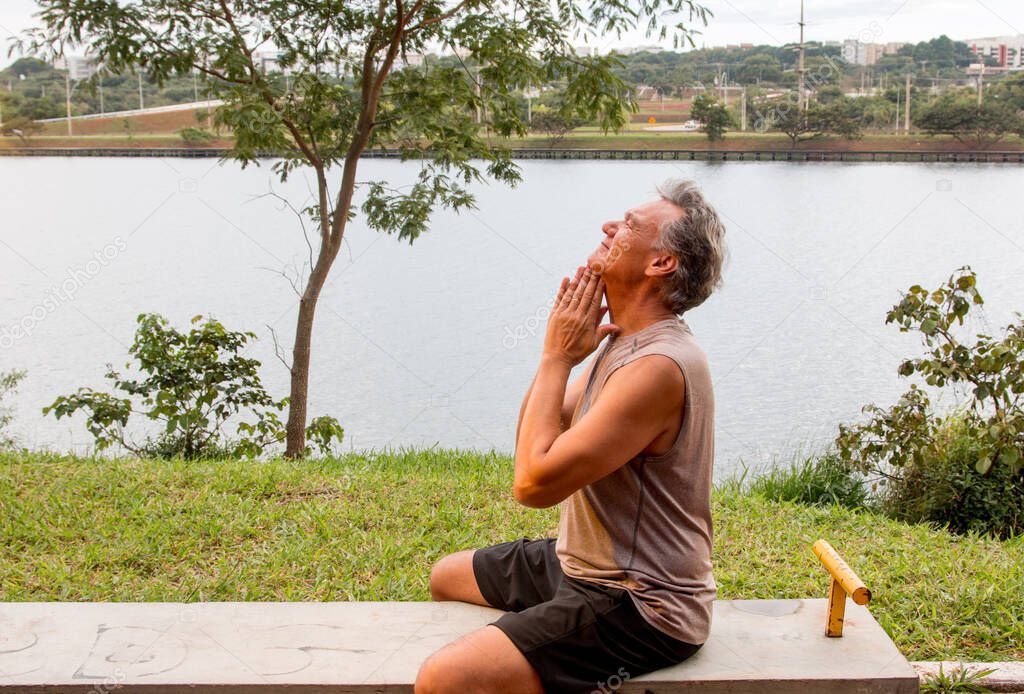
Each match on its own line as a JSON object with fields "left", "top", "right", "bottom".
{"left": 1, "top": 449, "right": 1021, "bottom": 662}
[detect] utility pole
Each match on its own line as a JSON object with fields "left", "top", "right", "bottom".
{"left": 98, "top": 73, "right": 105, "bottom": 114}
{"left": 904, "top": 73, "right": 911, "bottom": 132}
{"left": 138, "top": 71, "right": 144, "bottom": 110}
{"left": 475, "top": 66, "right": 481, "bottom": 125}
{"left": 895, "top": 84, "right": 901, "bottom": 132}
{"left": 193, "top": 71, "right": 199, "bottom": 102}
{"left": 798, "top": 0, "right": 807, "bottom": 111}
{"left": 65, "top": 70, "right": 73, "bottom": 136}
{"left": 977, "top": 63, "right": 985, "bottom": 106}
{"left": 741, "top": 86, "right": 747, "bottom": 131}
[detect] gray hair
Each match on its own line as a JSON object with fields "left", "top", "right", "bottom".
{"left": 652, "top": 178, "right": 727, "bottom": 315}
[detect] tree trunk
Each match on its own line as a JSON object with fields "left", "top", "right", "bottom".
{"left": 284, "top": 259, "right": 331, "bottom": 458}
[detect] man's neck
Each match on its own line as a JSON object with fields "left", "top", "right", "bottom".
{"left": 606, "top": 285, "right": 678, "bottom": 338}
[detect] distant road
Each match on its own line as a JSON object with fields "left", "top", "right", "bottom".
{"left": 38, "top": 100, "right": 223, "bottom": 123}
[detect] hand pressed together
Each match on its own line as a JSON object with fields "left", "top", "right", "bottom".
{"left": 542, "top": 266, "right": 621, "bottom": 368}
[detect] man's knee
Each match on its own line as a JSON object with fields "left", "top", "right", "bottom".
{"left": 429, "top": 550, "right": 472, "bottom": 602}
{"left": 414, "top": 652, "right": 453, "bottom": 694}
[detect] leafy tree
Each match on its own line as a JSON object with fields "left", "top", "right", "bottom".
{"left": 19, "top": 95, "right": 63, "bottom": 120}
{"left": 898, "top": 35, "right": 975, "bottom": 71}
{"left": 915, "top": 94, "right": 1024, "bottom": 148}
{"left": 815, "top": 84, "right": 843, "bottom": 104}
{"left": 817, "top": 98, "right": 863, "bottom": 140}
{"left": 44, "top": 313, "right": 343, "bottom": 459}
{"left": 7, "top": 57, "right": 52, "bottom": 76}
{"left": 0, "top": 116, "right": 44, "bottom": 142}
{"left": 755, "top": 95, "right": 860, "bottom": 145}
{"left": 0, "top": 369, "right": 26, "bottom": 449}
{"left": 837, "top": 267, "right": 1024, "bottom": 481}
{"left": 689, "top": 92, "right": 730, "bottom": 141}
{"left": 989, "top": 72, "right": 1024, "bottom": 112}
{"left": 26, "top": 0, "right": 710, "bottom": 457}
{"left": 736, "top": 53, "right": 782, "bottom": 84}
{"left": 529, "top": 104, "right": 581, "bottom": 146}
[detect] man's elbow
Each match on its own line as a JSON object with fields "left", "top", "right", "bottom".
{"left": 512, "top": 476, "right": 560, "bottom": 509}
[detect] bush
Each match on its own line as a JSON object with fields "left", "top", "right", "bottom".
{"left": 837, "top": 266, "right": 1024, "bottom": 538}
{"left": 0, "top": 117, "right": 43, "bottom": 142}
{"left": 746, "top": 451, "right": 871, "bottom": 510}
{"left": 179, "top": 127, "right": 215, "bottom": 146}
{"left": 881, "top": 414, "right": 1024, "bottom": 539}
{"left": 529, "top": 105, "right": 582, "bottom": 146}
{"left": 44, "top": 313, "right": 343, "bottom": 459}
{"left": 1, "top": 369, "right": 26, "bottom": 449}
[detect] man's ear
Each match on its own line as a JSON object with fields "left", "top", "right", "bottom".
{"left": 645, "top": 251, "right": 678, "bottom": 280}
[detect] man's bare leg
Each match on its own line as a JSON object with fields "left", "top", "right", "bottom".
{"left": 422, "top": 551, "right": 544, "bottom": 693}
{"left": 414, "top": 625, "right": 544, "bottom": 694}
{"left": 429, "top": 549, "right": 490, "bottom": 606}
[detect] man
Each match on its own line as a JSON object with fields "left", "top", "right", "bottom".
{"left": 415, "top": 179, "right": 727, "bottom": 694}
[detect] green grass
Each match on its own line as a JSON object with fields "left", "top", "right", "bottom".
{"left": 740, "top": 450, "right": 872, "bottom": 511}
{"left": 1, "top": 449, "right": 1021, "bottom": 662}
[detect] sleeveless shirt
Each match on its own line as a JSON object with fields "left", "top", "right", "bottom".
{"left": 554, "top": 316, "right": 717, "bottom": 645}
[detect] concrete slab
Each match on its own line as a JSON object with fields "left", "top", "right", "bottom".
{"left": 0, "top": 599, "right": 919, "bottom": 693}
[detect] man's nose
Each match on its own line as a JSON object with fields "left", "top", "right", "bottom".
{"left": 601, "top": 221, "right": 618, "bottom": 235}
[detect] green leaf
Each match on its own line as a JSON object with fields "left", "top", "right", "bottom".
{"left": 975, "top": 455, "right": 993, "bottom": 474}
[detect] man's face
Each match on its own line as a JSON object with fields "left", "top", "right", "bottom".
{"left": 587, "top": 198, "right": 685, "bottom": 282}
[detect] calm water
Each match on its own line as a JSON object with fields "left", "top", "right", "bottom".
{"left": 1, "top": 157, "right": 1021, "bottom": 481}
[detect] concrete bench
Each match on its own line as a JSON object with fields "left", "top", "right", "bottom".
{"left": 0, "top": 599, "right": 918, "bottom": 692}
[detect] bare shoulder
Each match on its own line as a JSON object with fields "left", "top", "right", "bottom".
{"left": 601, "top": 354, "right": 685, "bottom": 410}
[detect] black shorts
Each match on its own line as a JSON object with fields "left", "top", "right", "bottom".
{"left": 472, "top": 537, "right": 703, "bottom": 694}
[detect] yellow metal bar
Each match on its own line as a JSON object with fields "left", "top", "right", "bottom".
{"left": 812, "top": 539, "right": 871, "bottom": 604}
{"left": 825, "top": 577, "right": 847, "bottom": 637}
{"left": 812, "top": 539, "right": 872, "bottom": 638}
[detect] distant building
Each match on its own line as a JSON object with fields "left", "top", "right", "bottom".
{"left": 840, "top": 40, "right": 902, "bottom": 66}
{"left": 621, "top": 45, "right": 664, "bottom": 55}
{"left": 52, "top": 55, "right": 98, "bottom": 80}
{"left": 254, "top": 51, "right": 285, "bottom": 73}
{"left": 396, "top": 53, "right": 425, "bottom": 68}
{"left": 965, "top": 35, "right": 1024, "bottom": 70}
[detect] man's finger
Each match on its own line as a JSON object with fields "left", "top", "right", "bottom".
{"left": 590, "top": 279, "right": 607, "bottom": 317}
{"left": 563, "top": 267, "right": 586, "bottom": 309}
{"left": 554, "top": 277, "right": 570, "bottom": 306}
{"left": 568, "top": 268, "right": 592, "bottom": 310}
{"left": 579, "top": 271, "right": 601, "bottom": 314}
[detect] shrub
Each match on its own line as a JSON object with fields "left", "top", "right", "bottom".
{"left": 747, "top": 451, "right": 871, "bottom": 510}
{"left": 1, "top": 369, "right": 26, "bottom": 449}
{"left": 837, "top": 266, "right": 1024, "bottom": 538}
{"left": 529, "top": 105, "right": 582, "bottom": 146}
{"left": 179, "top": 127, "right": 215, "bottom": 146}
{"left": 0, "top": 117, "right": 43, "bottom": 142}
{"left": 44, "top": 313, "right": 342, "bottom": 459}
{"left": 881, "top": 414, "right": 1024, "bottom": 539}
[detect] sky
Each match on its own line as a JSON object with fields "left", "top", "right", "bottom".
{"left": 1, "top": 0, "right": 1022, "bottom": 59}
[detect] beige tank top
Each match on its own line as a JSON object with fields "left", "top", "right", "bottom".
{"left": 555, "top": 316, "right": 717, "bottom": 645}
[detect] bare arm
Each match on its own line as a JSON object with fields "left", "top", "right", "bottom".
{"left": 514, "top": 354, "right": 683, "bottom": 508}
{"left": 514, "top": 357, "right": 594, "bottom": 450}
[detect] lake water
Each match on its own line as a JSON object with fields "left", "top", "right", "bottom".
{"left": 1, "top": 157, "right": 1021, "bottom": 482}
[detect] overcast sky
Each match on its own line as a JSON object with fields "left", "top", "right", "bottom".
{"left": 1, "top": 0, "right": 1022, "bottom": 58}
